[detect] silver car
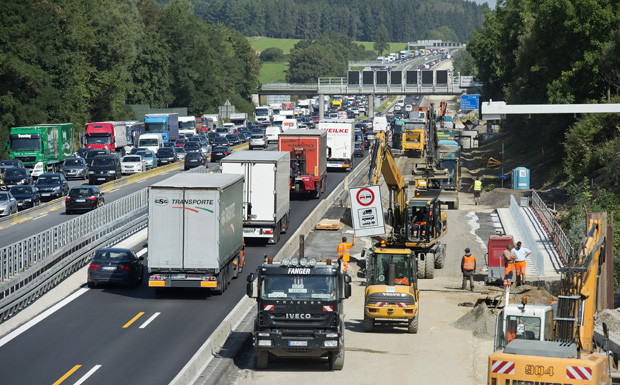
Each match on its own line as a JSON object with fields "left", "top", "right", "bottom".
{"left": 249, "top": 134, "right": 266, "bottom": 150}
{"left": 0, "top": 191, "right": 18, "bottom": 217}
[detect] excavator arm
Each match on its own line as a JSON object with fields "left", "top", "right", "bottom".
{"left": 368, "top": 131, "right": 407, "bottom": 232}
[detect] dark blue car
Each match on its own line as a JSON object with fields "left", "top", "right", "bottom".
{"left": 87, "top": 248, "right": 144, "bottom": 288}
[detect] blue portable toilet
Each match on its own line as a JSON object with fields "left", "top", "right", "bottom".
{"left": 512, "top": 167, "right": 530, "bottom": 189}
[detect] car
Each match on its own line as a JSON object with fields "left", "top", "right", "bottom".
{"left": 226, "top": 134, "right": 241, "bottom": 146}
{"left": 175, "top": 146, "right": 187, "bottom": 161}
{"left": 75, "top": 148, "right": 96, "bottom": 159}
{"left": 175, "top": 138, "right": 188, "bottom": 148}
{"left": 2, "top": 167, "right": 33, "bottom": 188}
{"left": 66, "top": 186, "right": 104, "bottom": 214}
{"left": 88, "top": 155, "right": 122, "bottom": 184}
{"left": 239, "top": 128, "right": 251, "bottom": 140}
{"left": 35, "top": 173, "right": 69, "bottom": 201}
{"left": 0, "top": 159, "right": 24, "bottom": 168}
{"left": 184, "top": 152, "right": 206, "bottom": 170}
{"left": 249, "top": 134, "right": 266, "bottom": 150}
{"left": 235, "top": 133, "right": 246, "bottom": 143}
{"left": 184, "top": 141, "right": 202, "bottom": 153}
{"left": 87, "top": 248, "right": 144, "bottom": 288}
{"left": 215, "top": 127, "right": 230, "bottom": 137}
{"left": 138, "top": 150, "right": 157, "bottom": 169}
{"left": 405, "top": 104, "right": 413, "bottom": 112}
{"left": 10, "top": 185, "right": 41, "bottom": 210}
{"left": 0, "top": 191, "right": 18, "bottom": 216}
{"left": 61, "top": 157, "right": 89, "bottom": 180}
{"left": 121, "top": 155, "right": 145, "bottom": 175}
{"left": 156, "top": 147, "right": 178, "bottom": 165}
{"left": 250, "top": 128, "right": 264, "bottom": 136}
{"left": 129, "top": 147, "right": 149, "bottom": 155}
{"left": 207, "top": 131, "right": 219, "bottom": 144}
{"left": 211, "top": 145, "right": 231, "bottom": 161}
{"left": 84, "top": 149, "right": 110, "bottom": 167}
{"left": 211, "top": 136, "right": 229, "bottom": 146}
{"left": 162, "top": 142, "right": 176, "bottom": 148}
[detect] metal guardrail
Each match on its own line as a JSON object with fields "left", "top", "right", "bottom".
{"left": 509, "top": 195, "right": 545, "bottom": 276}
{"left": 530, "top": 190, "right": 572, "bottom": 265}
{"left": 260, "top": 83, "right": 317, "bottom": 90}
{"left": 0, "top": 165, "right": 211, "bottom": 322}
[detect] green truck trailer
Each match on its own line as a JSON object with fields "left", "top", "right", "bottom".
{"left": 7, "top": 123, "right": 74, "bottom": 172}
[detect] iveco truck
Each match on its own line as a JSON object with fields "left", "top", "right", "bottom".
{"left": 147, "top": 173, "right": 244, "bottom": 294}
{"left": 247, "top": 257, "right": 351, "bottom": 370}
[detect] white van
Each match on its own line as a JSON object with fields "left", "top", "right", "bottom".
{"left": 373, "top": 116, "right": 388, "bottom": 132}
{"left": 265, "top": 126, "right": 283, "bottom": 143}
{"left": 138, "top": 133, "right": 164, "bottom": 154}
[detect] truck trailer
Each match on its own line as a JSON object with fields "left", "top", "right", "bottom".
{"left": 317, "top": 120, "right": 355, "bottom": 170}
{"left": 8, "top": 123, "right": 74, "bottom": 172}
{"left": 85, "top": 121, "right": 130, "bottom": 154}
{"left": 144, "top": 113, "right": 179, "bottom": 143}
{"left": 277, "top": 129, "right": 327, "bottom": 199}
{"left": 147, "top": 173, "right": 244, "bottom": 294}
{"left": 221, "top": 151, "right": 290, "bottom": 244}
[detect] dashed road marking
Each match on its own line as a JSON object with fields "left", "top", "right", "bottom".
{"left": 122, "top": 312, "right": 145, "bottom": 328}
{"left": 52, "top": 364, "right": 81, "bottom": 385}
{"left": 139, "top": 312, "right": 160, "bottom": 329}
{"left": 73, "top": 365, "right": 101, "bottom": 385}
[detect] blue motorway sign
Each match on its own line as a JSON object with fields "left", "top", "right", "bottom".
{"left": 460, "top": 94, "right": 480, "bottom": 110}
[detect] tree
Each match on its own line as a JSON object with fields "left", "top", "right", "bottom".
{"left": 260, "top": 47, "right": 284, "bottom": 62}
{"left": 286, "top": 46, "right": 338, "bottom": 83}
{"left": 373, "top": 24, "right": 389, "bottom": 55}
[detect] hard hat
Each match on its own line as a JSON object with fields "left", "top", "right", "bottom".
{"left": 465, "top": 248, "right": 470, "bottom": 253}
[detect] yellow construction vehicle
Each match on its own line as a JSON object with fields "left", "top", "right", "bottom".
{"left": 362, "top": 130, "right": 447, "bottom": 333}
{"left": 488, "top": 216, "right": 612, "bottom": 384}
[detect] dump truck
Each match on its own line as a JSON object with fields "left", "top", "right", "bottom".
{"left": 247, "top": 257, "right": 351, "bottom": 370}
{"left": 7, "top": 123, "right": 74, "bottom": 172}
{"left": 317, "top": 119, "right": 355, "bottom": 170}
{"left": 277, "top": 129, "right": 327, "bottom": 198}
{"left": 402, "top": 121, "right": 425, "bottom": 157}
{"left": 147, "top": 173, "right": 244, "bottom": 294}
{"left": 220, "top": 151, "right": 290, "bottom": 245}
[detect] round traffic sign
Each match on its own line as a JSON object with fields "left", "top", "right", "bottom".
{"left": 356, "top": 188, "right": 374, "bottom": 206}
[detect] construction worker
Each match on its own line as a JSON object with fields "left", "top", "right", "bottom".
{"left": 503, "top": 242, "right": 516, "bottom": 287}
{"left": 511, "top": 241, "right": 531, "bottom": 286}
{"left": 461, "top": 248, "right": 476, "bottom": 291}
{"left": 337, "top": 234, "right": 355, "bottom": 272}
{"left": 468, "top": 176, "right": 482, "bottom": 205}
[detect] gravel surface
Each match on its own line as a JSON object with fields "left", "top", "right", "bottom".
{"left": 453, "top": 303, "right": 495, "bottom": 339}
{"left": 479, "top": 188, "right": 530, "bottom": 208}
{"left": 596, "top": 309, "right": 620, "bottom": 335}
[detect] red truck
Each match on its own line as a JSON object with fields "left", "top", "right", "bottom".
{"left": 278, "top": 129, "right": 327, "bottom": 199}
{"left": 85, "top": 122, "right": 131, "bottom": 153}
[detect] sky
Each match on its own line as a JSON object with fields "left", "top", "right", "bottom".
{"left": 471, "top": 0, "right": 496, "bottom": 8}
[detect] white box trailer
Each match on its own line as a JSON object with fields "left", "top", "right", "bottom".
{"left": 147, "top": 173, "right": 244, "bottom": 293}
{"left": 318, "top": 119, "right": 355, "bottom": 170}
{"left": 221, "top": 151, "right": 290, "bottom": 244}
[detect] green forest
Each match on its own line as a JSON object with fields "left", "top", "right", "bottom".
{"left": 185, "top": 0, "right": 487, "bottom": 42}
{"left": 466, "top": 0, "right": 620, "bottom": 274}
{"left": 0, "top": 0, "right": 260, "bottom": 148}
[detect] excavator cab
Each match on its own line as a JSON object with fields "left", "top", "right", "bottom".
{"left": 405, "top": 197, "right": 446, "bottom": 243}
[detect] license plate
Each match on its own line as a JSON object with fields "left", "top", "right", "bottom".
{"left": 76, "top": 199, "right": 85, "bottom": 202}
{"left": 98, "top": 178, "right": 106, "bottom": 181}
{"left": 42, "top": 193, "right": 50, "bottom": 196}
{"left": 102, "top": 266, "right": 116, "bottom": 271}
{"left": 171, "top": 274, "right": 186, "bottom": 279}
{"left": 216, "top": 152, "right": 223, "bottom": 155}
{"left": 288, "top": 341, "right": 307, "bottom": 347}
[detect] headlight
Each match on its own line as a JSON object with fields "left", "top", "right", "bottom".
{"left": 108, "top": 170, "right": 116, "bottom": 174}
{"left": 89, "top": 171, "right": 94, "bottom": 174}
{"left": 324, "top": 340, "right": 338, "bottom": 347}
{"left": 54, "top": 186, "right": 61, "bottom": 191}
{"left": 257, "top": 340, "right": 272, "bottom": 347}
{"left": 257, "top": 332, "right": 270, "bottom": 337}
{"left": 326, "top": 333, "right": 338, "bottom": 338}
{"left": 25, "top": 199, "right": 32, "bottom": 202}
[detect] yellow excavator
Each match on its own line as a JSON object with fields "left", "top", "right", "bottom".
{"left": 488, "top": 215, "right": 612, "bottom": 384}
{"left": 362, "top": 130, "right": 447, "bottom": 333}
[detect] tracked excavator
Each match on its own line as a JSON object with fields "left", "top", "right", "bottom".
{"left": 362, "top": 130, "right": 447, "bottom": 333}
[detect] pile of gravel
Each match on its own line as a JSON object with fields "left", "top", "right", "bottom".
{"left": 479, "top": 188, "right": 530, "bottom": 208}
{"left": 453, "top": 302, "right": 496, "bottom": 339}
{"left": 595, "top": 309, "right": 620, "bottom": 335}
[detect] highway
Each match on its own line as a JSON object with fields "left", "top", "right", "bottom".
{"left": 0, "top": 152, "right": 367, "bottom": 385}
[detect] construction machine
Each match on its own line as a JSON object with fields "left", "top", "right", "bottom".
{"left": 488, "top": 216, "right": 612, "bottom": 384}
{"left": 362, "top": 130, "right": 447, "bottom": 333}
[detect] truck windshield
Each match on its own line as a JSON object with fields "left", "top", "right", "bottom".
{"left": 139, "top": 138, "right": 159, "bottom": 146}
{"left": 92, "top": 158, "right": 115, "bottom": 167}
{"left": 370, "top": 253, "right": 413, "bottom": 286}
{"left": 86, "top": 135, "right": 110, "bottom": 144}
{"left": 10, "top": 136, "right": 40, "bottom": 152}
{"left": 145, "top": 122, "right": 166, "bottom": 133}
{"left": 255, "top": 109, "right": 269, "bottom": 116}
{"left": 261, "top": 275, "right": 336, "bottom": 301}
{"left": 179, "top": 122, "right": 195, "bottom": 129}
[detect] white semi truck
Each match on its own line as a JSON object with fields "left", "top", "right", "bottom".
{"left": 147, "top": 173, "right": 244, "bottom": 294}
{"left": 318, "top": 119, "right": 355, "bottom": 171}
{"left": 178, "top": 116, "right": 196, "bottom": 137}
{"left": 221, "top": 151, "right": 290, "bottom": 244}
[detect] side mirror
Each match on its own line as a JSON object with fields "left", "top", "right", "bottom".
{"left": 246, "top": 273, "right": 256, "bottom": 298}
{"left": 344, "top": 274, "right": 352, "bottom": 284}
{"left": 344, "top": 283, "right": 352, "bottom": 299}
{"left": 138, "top": 256, "right": 144, "bottom": 261}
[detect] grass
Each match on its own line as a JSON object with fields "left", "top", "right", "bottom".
{"left": 259, "top": 61, "right": 289, "bottom": 83}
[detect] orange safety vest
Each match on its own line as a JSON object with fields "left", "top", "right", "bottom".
{"left": 394, "top": 277, "right": 409, "bottom": 285}
{"left": 462, "top": 254, "right": 475, "bottom": 270}
{"left": 337, "top": 242, "right": 352, "bottom": 262}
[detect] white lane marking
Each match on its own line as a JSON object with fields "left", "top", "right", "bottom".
{"left": 139, "top": 312, "right": 160, "bottom": 329}
{"left": 32, "top": 214, "right": 49, "bottom": 221}
{"left": 136, "top": 248, "right": 148, "bottom": 258}
{"left": 0, "top": 288, "right": 90, "bottom": 348}
{"left": 73, "top": 365, "right": 102, "bottom": 385}
{"left": 108, "top": 189, "right": 118, "bottom": 193}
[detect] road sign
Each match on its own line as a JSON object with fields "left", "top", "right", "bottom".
{"left": 461, "top": 94, "right": 480, "bottom": 110}
{"left": 349, "top": 185, "right": 385, "bottom": 237}
{"left": 498, "top": 174, "right": 508, "bottom": 180}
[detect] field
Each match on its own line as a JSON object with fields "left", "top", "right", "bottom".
{"left": 248, "top": 37, "right": 407, "bottom": 55}
{"left": 258, "top": 61, "right": 289, "bottom": 83}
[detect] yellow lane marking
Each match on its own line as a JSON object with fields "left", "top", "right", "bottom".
{"left": 52, "top": 364, "right": 81, "bottom": 385}
{"left": 122, "top": 312, "right": 145, "bottom": 328}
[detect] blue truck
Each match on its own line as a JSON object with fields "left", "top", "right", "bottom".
{"left": 144, "top": 113, "right": 179, "bottom": 143}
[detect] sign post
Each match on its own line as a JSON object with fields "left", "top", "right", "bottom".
{"left": 349, "top": 185, "right": 385, "bottom": 237}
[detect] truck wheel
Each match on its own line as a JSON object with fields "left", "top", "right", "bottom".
{"left": 417, "top": 255, "right": 426, "bottom": 279}
{"left": 435, "top": 245, "right": 445, "bottom": 269}
{"left": 313, "top": 186, "right": 321, "bottom": 199}
{"left": 363, "top": 314, "right": 375, "bottom": 332}
{"left": 408, "top": 312, "right": 419, "bottom": 334}
{"left": 425, "top": 253, "right": 435, "bottom": 279}
{"left": 268, "top": 223, "right": 280, "bottom": 244}
{"left": 329, "top": 349, "right": 345, "bottom": 370}
{"left": 255, "top": 350, "right": 269, "bottom": 369}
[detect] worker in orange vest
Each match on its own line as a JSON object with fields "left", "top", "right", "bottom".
{"left": 461, "top": 248, "right": 476, "bottom": 291}
{"left": 503, "top": 243, "right": 516, "bottom": 287}
{"left": 337, "top": 235, "right": 355, "bottom": 272}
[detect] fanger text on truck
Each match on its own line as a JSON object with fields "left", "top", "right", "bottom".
{"left": 8, "top": 123, "right": 74, "bottom": 172}
{"left": 144, "top": 113, "right": 179, "bottom": 143}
